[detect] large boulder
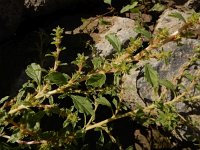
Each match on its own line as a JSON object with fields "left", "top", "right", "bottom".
{"left": 123, "top": 38, "right": 200, "bottom": 107}
{"left": 122, "top": 9, "right": 200, "bottom": 139}
{"left": 123, "top": 9, "right": 200, "bottom": 106}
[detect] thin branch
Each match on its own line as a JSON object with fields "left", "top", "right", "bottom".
{"left": 34, "top": 20, "right": 197, "bottom": 101}
{"left": 8, "top": 105, "right": 29, "bottom": 115}
{"left": 85, "top": 111, "right": 135, "bottom": 131}
{"left": 133, "top": 22, "right": 194, "bottom": 61}
{"left": 0, "top": 135, "right": 47, "bottom": 145}
{"left": 6, "top": 119, "right": 35, "bottom": 136}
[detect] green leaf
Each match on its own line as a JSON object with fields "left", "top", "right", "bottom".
{"left": 196, "top": 84, "right": 200, "bottom": 91}
{"left": 96, "top": 130, "right": 105, "bottom": 147}
{"left": 168, "top": 12, "right": 186, "bottom": 23}
{"left": 70, "top": 95, "right": 94, "bottom": 116}
{"left": 114, "top": 72, "right": 121, "bottom": 86}
{"left": 0, "top": 96, "right": 9, "bottom": 104}
{"left": 75, "top": 129, "right": 86, "bottom": 138}
{"left": 99, "top": 18, "right": 111, "bottom": 25}
{"left": 105, "top": 33, "right": 122, "bottom": 53}
{"left": 92, "top": 57, "right": 104, "bottom": 70}
{"left": 81, "top": 17, "right": 87, "bottom": 23}
{"left": 103, "top": 0, "right": 112, "bottom": 5}
{"left": 48, "top": 96, "right": 54, "bottom": 105}
{"left": 46, "top": 72, "right": 69, "bottom": 86}
{"left": 135, "top": 27, "right": 152, "bottom": 39}
{"left": 130, "top": 8, "right": 140, "bottom": 13}
{"left": 112, "top": 98, "right": 118, "bottom": 108}
{"left": 159, "top": 79, "right": 175, "bottom": 91}
{"left": 86, "top": 73, "right": 106, "bottom": 88}
{"left": 0, "top": 127, "right": 4, "bottom": 134}
{"left": 126, "top": 146, "right": 134, "bottom": 150}
{"left": 16, "top": 90, "right": 25, "bottom": 102}
{"left": 144, "top": 64, "right": 159, "bottom": 88}
{"left": 156, "top": 105, "right": 178, "bottom": 131}
{"left": 0, "top": 109, "right": 7, "bottom": 123}
{"left": 96, "top": 96, "right": 111, "bottom": 108}
{"left": 25, "top": 63, "right": 42, "bottom": 85}
{"left": 63, "top": 119, "right": 70, "bottom": 128}
{"left": 150, "top": 3, "right": 166, "bottom": 12}
{"left": 120, "top": 2, "right": 138, "bottom": 13}
{"left": 183, "top": 71, "right": 194, "bottom": 81}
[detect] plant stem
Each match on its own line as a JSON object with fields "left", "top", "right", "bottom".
{"left": 133, "top": 22, "right": 194, "bottom": 61}
{"left": 85, "top": 111, "right": 135, "bottom": 131}
{"left": 0, "top": 135, "right": 47, "bottom": 145}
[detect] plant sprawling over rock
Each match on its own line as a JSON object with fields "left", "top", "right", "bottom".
{"left": 0, "top": 1, "right": 200, "bottom": 149}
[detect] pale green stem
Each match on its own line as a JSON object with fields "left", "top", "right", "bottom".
{"left": 85, "top": 111, "right": 135, "bottom": 131}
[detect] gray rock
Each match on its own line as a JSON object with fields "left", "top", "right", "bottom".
{"left": 184, "top": 0, "right": 200, "bottom": 10}
{"left": 166, "top": 0, "right": 200, "bottom": 10}
{"left": 123, "top": 8, "right": 200, "bottom": 107}
{"left": 74, "top": 16, "right": 138, "bottom": 57}
{"left": 95, "top": 17, "right": 138, "bottom": 57}
{"left": 154, "top": 8, "right": 192, "bottom": 34}
{"left": 123, "top": 38, "right": 199, "bottom": 106}
{"left": 122, "top": 9, "right": 200, "bottom": 136}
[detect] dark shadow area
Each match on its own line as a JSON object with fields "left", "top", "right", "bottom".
{"left": 0, "top": 2, "right": 107, "bottom": 98}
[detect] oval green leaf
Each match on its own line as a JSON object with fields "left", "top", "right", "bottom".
{"left": 104, "top": 0, "right": 112, "bottom": 5}
{"left": 120, "top": 2, "right": 138, "bottom": 13}
{"left": 25, "top": 63, "right": 42, "bottom": 85}
{"left": 86, "top": 74, "right": 106, "bottom": 88}
{"left": 159, "top": 79, "right": 175, "bottom": 91}
{"left": 96, "top": 96, "right": 111, "bottom": 108}
{"left": 45, "top": 72, "right": 69, "bottom": 86}
{"left": 144, "top": 64, "right": 159, "bottom": 88}
{"left": 70, "top": 95, "right": 94, "bottom": 116}
{"left": 105, "top": 33, "right": 122, "bottom": 53}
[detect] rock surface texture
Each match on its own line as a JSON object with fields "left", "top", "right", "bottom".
{"left": 73, "top": 16, "right": 138, "bottom": 57}
{"left": 0, "top": 0, "right": 199, "bottom": 148}
{"left": 123, "top": 9, "right": 200, "bottom": 105}
{"left": 74, "top": 10, "right": 200, "bottom": 114}
{"left": 71, "top": 9, "right": 200, "bottom": 142}
{"left": 122, "top": 9, "right": 200, "bottom": 136}
{"left": 184, "top": 0, "right": 200, "bottom": 10}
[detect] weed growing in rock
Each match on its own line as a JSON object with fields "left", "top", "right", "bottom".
{"left": 0, "top": 8, "right": 200, "bottom": 150}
